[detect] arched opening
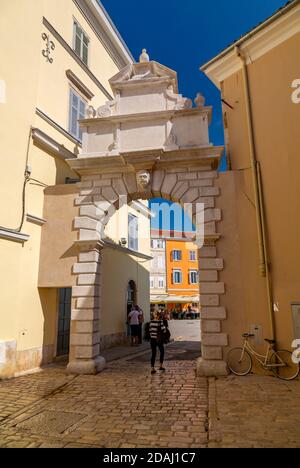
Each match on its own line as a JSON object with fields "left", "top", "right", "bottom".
{"left": 66, "top": 56, "right": 227, "bottom": 376}
{"left": 149, "top": 197, "right": 200, "bottom": 345}
{"left": 127, "top": 280, "right": 136, "bottom": 316}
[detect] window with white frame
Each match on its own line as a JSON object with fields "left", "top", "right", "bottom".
{"left": 173, "top": 269, "right": 182, "bottom": 284}
{"left": 128, "top": 214, "right": 138, "bottom": 251}
{"left": 189, "top": 270, "right": 198, "bottom": 284}
{"left": 69, "top": 89, "right": 86, "bottom": 141}
{"left": 158, "top": 277, "right": 165, "bottom": 289}
{"left": 172, "top": 250, "right": 182, "bottom": 261}
{"left": 150, "top": 277, "right": 154, "bottom": 289}
{"left": 151, "top": 239, "right": 165, "bottom": 249}
{"left": 189, "top": 250, "right": 197, "bottom": 261}
{"left": 157, "top": 239, "right": 165, "bottom": 249}
{"left": 73, "top": 20, "right": 89, "bottom": 65}
{"left": 157, "top": 255, "right": 164, "bottom": 269}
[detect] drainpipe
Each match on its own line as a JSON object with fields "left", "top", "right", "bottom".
{"left": 257, "top": 161, "right": 276, "bottom": 341}
{"left": 235, "top": 46, "right": 276, "bottom": 341}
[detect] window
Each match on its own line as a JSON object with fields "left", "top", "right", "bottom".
{"left": 157, "top": 255, "right": 164, "bottom": 269}
{"left": 150, "top": 277, "right": 154, "bottom": 289}
{"left": 189, "top": 270, "right": 198, "bottom": 284}
{"left": 173, "top": 270, "right": 182, "bottom": 284}
{"left": 73, "top": 20, "right": 89, "bottom": 65}
{"left": 69, "top": 89, "right": 86, "bottom": 141}
{"left": 172, "top": 250, "right": 182, "bottom": 261}
{"left": 189, "top": 250, "right": 197, "bottom": 261}
{"left": 158, "top": 277, "right": 165, "bottom": 289}
{"left": 151, "top": 239, "right": 165, "bottom": 249}
{"left": 128, "top": 214, "right": 138, "bottom": 251}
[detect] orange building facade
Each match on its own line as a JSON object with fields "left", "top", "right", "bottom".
{"left": 150, "top": 230, "right": 200, "bottom": 318}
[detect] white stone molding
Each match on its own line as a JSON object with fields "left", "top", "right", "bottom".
{"left": 26, "top": 214, "right": 47, "bottom": 226}
{"left": 32, "top": 128, "right": 76, "bottom": 160}
{"left": 0, "top": 229, "right": 30, "bottom": 243}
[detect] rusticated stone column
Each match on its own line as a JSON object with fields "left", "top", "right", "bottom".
{"left": 67, "top": 178, "right": 106, "bottom": 374}
{"left": 196, "top": 171, "right": 229, "bottom": 377}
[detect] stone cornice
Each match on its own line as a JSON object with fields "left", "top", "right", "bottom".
{"left": 32, "top": 128, "right": 77, "bottom": 161}
{"left": 103, "top": 238, "right": 153, "bottom": 260}
{"left": 79, "top": 106, "right": 213, "bottom": 126}
{"left": 204, "top": 234, "right": 221, "bottom": 246}
{"left": 109, "top": 61, "right": 179, "bottom": 94}
{"left": 67, "top": 146, "right": 224, "bottom": 175}
{"left": 201, "top": 1, "right": 300, "bottom": 88}
{"left": 26, "top": 214, "right": 47, "bottom": 226}
{"left": 0, "top": 229, "right": 30, "bottom": 243}
{"left": 66, "top": 70, "right": 94, "bottom": 100}
{"left": 36, "top": 108, "right": 82, "bottom": 146}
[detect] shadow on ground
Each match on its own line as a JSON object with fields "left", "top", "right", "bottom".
{"left": 126, "top": 341, "right": 201, "bottom": 362}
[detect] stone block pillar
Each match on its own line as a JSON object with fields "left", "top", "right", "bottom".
{"left": 67, "top": 241, "right": 105, "bottom": 375}
{"left": 196, "top": 173, "right": 229, "bottom": 377}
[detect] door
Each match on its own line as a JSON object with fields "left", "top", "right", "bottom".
{"left": 56, "top": 288, "right": 72, "bottom": 356}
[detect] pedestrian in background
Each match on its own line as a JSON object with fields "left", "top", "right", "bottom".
{"left": 128, "top": 306, "right": 141, "bottom": 346}
{"left": 149, "top": 311, "right": 166, "bottom": 374}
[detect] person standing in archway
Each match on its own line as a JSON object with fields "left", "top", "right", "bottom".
{"left": 128, "top": 306, "right": 140, "bottom": 346}
{"left": 149, "top": 311, "right": 166, "bottom": 374}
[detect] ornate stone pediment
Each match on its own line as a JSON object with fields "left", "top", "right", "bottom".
{"left": 109, "top": 60, "right": 179, "bottom": 93}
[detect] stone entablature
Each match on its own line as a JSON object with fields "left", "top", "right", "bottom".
{"left": 81, "top": 60, "right": 212, "bottom": 158}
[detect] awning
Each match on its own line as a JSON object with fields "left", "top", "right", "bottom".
{"left": 151, "top": 295, "right": 199, "bottom": 304}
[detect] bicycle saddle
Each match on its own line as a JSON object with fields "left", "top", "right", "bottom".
{"left": 242, "top": 333, "right": 255, "bottom": 338}
{"left": 264, "top": 339, "right": 276, "bottom": 344}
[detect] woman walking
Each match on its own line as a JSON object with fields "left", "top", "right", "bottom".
{"left": 149, "top": 311, "right": 166, "bottom": 374}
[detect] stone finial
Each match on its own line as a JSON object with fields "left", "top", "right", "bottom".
{"left": 195, "top": 93, "right": 205, "bottom": 109}
{"left": 139, "top": 49, "right": 150, "bottom": 63}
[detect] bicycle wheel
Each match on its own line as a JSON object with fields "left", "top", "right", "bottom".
{"left": 227, "top": 347, "right": 252, "bottom": 376}
{"left": 270, "top": 350, "right": 300, "bottom": 381}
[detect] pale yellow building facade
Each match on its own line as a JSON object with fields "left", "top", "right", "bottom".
{"left": 201, "top": 0, "right": 300, "bottom": 364}
{"left": 0, "top": 0, "right": 151, "bottom": 378}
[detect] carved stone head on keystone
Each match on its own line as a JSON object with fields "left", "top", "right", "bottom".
{"left": 136, "top": 170, "right": 151, "bottom": 190}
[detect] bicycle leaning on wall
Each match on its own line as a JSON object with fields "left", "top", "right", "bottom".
{"left": 227, "top": 333, "right": 300, "bottom": 381}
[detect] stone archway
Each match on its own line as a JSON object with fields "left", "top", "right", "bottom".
{"left": 66, "top": 55, "right": 228, "bottom": 377}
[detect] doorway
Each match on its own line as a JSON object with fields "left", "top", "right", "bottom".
{"left": 56, "top": 288, "right": 71, "bottom": 356}
{"left": 127, "top": 280, "right": 136, "bottom": 316}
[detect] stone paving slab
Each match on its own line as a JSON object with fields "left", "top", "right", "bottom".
{"left": 0, "top": 358, "right": 208, "bottom": 448}
{"left": 208, "top": 374, "right": 300, "bottom": 448}
{"left": 0, "top": 344, "right": 299, "bottom": 448}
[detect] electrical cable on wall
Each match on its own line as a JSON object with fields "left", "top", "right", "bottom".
{"left": 0, "top": 127, "right": 48, "bottom": 234}
{"left": 0, "top": 174, "right": 30, "bottom": 234}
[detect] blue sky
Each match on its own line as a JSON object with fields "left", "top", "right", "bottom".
{"left": 101, "top": 0, "right": 287, "bottom": 229}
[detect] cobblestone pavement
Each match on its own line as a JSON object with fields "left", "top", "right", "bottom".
{"left": 0, "top": 344, "right": 299, "bottom": 448}
{"left": 0, "top": 344, "right": 208, "bottom": 448}
{"left": 209, "top": 374, "right": 300, "bottom": 448}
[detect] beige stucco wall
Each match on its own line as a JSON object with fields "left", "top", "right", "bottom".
{"left": 0, "top": 0, "right": 132, "bottom": 377}
{"left": 39, "top": 184, "right": 79, "bottom": 288}
{"left": 39, "top": 184, "right": 150, "bottom": 352}
{"left": 219, "top": 31, "right": 300, "bottom": 354}
{"left": 101, "top": 248, "right": 151, "bottom": 338}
